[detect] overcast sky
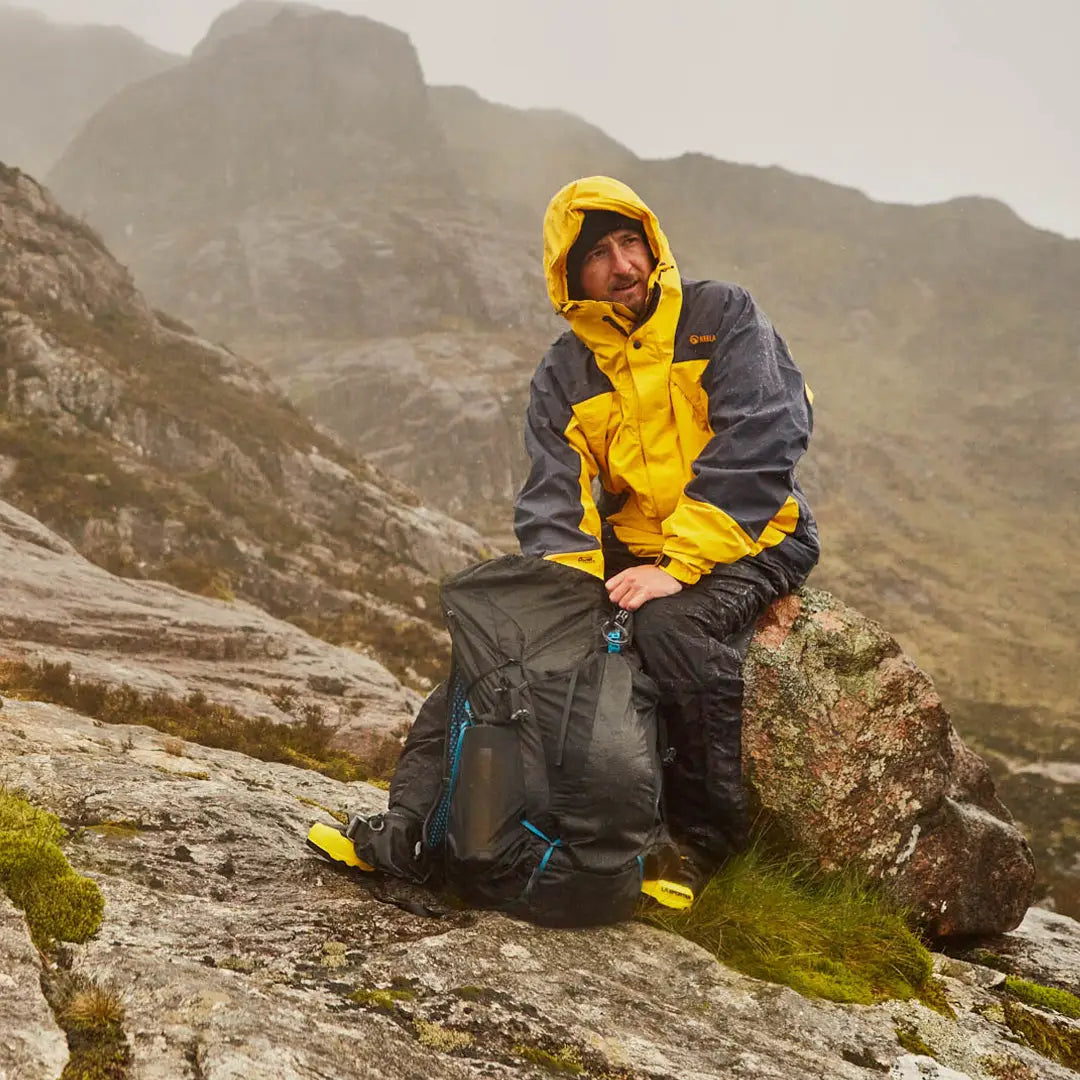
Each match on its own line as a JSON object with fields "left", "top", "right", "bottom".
{"left": 14, "top": 0, "right": 1080, "bottom": 239}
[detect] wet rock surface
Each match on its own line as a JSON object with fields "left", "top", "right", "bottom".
{"left": 0, "top": 497, "right": 417, "bottom": 736}
{"left": 744, "top": 590, "right": 1036, "bottom": 937}
{"left": 2, "top": 697, "right": 1075, "bottom": 1080}
{"left": 0, "top": 895, "right": 68, "bottom": 1080}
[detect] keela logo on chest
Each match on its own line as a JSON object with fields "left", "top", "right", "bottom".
{"left": 688, "top": 333, "right": 716, "bottom": 346}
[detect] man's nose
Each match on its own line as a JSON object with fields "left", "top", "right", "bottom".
{"left": 610, "top": 246, "right": 633, "bottom": 274}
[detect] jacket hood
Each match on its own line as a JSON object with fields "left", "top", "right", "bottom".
{"left": 543, "top": 176, "right": 678, "bottom": 320}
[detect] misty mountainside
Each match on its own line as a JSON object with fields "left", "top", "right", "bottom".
{"left": 35, "top": 3, "right": 1080, "bottom": 905}
{"left": 47, "top": 6, "right": 1080, "bottom": 712}
{"left": 47, "top": 5, "right": 548, "bottom": 345}
{"left": 0, "top": 162, "right": 489, "bottom": 688}
{"left": 0, "top": 4, "right": 180, "bottom": 180}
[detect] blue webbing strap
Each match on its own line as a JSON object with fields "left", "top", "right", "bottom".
{"left": 426, "top": 675, "right": 472, "bottom": 851}
{"left": 520, "top": 818, "right": 563, "bottom": 898}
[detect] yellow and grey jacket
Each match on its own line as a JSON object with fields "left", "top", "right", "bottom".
{"left": 514, "top": 176, "right": 818, "bottom": 586}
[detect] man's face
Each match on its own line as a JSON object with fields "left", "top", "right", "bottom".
{"left": 577, "top": 227, "right": 654, "bottom": 316}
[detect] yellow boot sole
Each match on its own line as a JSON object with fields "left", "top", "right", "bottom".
{"left": 641, "top": 877, "right": 695, "bottom": 909}
{"left": 306, "top": 821, "right": 374, "bottom": 871}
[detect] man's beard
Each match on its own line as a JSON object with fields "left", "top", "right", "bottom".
{"left": 609, "top": 276, "right": 645, "bottom": 313}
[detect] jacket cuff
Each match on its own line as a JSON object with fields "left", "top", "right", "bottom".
{"left": 545, "top": 549, "right": 605, "bottom": 580}
{"left": 656, "top": 553, "right": 701, "bottom": 586}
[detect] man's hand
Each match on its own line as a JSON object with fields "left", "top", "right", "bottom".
{"left": 605, "top": 565, "right": 683, "bottom": 611}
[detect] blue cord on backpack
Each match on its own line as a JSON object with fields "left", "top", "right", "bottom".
{"left": 520, "top": 818, "right": 563, "bottom": 897}
{"left": 605, "top": 610, "right": 632, "bottom": 653}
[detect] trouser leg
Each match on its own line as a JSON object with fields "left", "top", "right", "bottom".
{"left": 631, "top": 548, "right": 814, "bottom": 863}
{"left": 389, "top": 680, "right": 448, "bottom": 821}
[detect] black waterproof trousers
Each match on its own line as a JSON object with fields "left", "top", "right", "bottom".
{"left": 606, "top": 534, "right": 819, "bottom": 865}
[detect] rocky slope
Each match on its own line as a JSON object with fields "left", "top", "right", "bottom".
{"left": 2, "top": 695, "right": 1077, "bottom": 1080}
{"left": 0, "top": 163, "right": 488, "bottom": 684}
{"left": 0, "top": 5, "right": 179, "bottom": 179}
{"left": 0, "top": 496, "right": 416, "bottom": 736}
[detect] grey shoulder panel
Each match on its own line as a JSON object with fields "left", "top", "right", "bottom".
{"left": 534, "top": 331, "right": 614, "bottom": 409}
{"left": 514, "top": 336, "right": 605, "bottom": 558}
{"left": 681, "top": 284, "right": 817, "bottom": 543}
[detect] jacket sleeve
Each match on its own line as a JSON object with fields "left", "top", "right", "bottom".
{"left": 513, "top": 361, "right": 605, "bottom": 579}
{"left": 659, "top": 288, "right": 813, "bottom": 585}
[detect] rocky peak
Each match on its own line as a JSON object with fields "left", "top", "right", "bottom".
{"left": 50, "top": 6, "right": 451, "bottom": 239}
{"left": 192, "top": 0, "right": 324, "bottom": 59}
{"left": 46, "top": 9, "right": 544, "bottom": 342}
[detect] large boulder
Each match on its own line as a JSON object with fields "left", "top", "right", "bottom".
{"left": 744, "top": 588, "right": 1036, "bottom": 938}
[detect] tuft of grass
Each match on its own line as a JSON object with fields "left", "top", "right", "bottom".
{"left": 44, "top": 972, "right": 131, "bottom": 1080}
{"left": 0, "top": 787, "right": 104, "bottom": 949}
{"left": 0, "top": 659, "right": 401, "bottom": 786}
{"left": 1003, "top": 976, "right": 1080, "bottom": 1019}
{"left": 1003, "top": 1001, "right": 1080, "bottom": 1070}
{"left": 640, "top": 846, "right": 933, "bottom": 1005}
{"left": 160, "top": 737, "right": 185, "bottom": 758}
{"left": 58, "top": 983, "right": 125, "bottom": 1032}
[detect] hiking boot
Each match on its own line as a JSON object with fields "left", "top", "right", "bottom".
{"left": 641, "top": 841, "right": 709, "bottom": 909}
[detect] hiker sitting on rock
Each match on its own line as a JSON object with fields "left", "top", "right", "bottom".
{"left": 512, "top": 176, "right": 820, "bottom": 876}
{"left": 337, "top": 176, "right": 819, "bottom": 895}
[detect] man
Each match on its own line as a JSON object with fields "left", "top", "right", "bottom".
{"left": 514, "top": 175, "right": 819, "bottom": 870}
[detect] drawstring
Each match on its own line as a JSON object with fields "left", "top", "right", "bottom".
{"left": 554, "top": 664, "right": 580, "bottom": 767}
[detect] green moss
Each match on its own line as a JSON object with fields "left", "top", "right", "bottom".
{"left": 349, "top": 987, "right": 415, "bottom": 1011}
{"left": 0, "top": 788, "right": 104, "bottom": 949}
{"left": 1003, "top": 1001, "right": 1080, "bottom": 1070}
{"left": 1003, "top": 976, "right": 1080, "bottom": 1019}
{"left": 414, "top": 1019, "right": 474, "bottom": 1052}
{"left": 641, "top": 846, "right": 933, "bottom": 1006}
{"left": 895, "top": 1027, "right": 937, "bottom": 1058}
{"left": 512, "top": 1044, "right": 584, "bottom": 1074}
{"left": 916, "top": 977, "right": 958, "bottom": 1019}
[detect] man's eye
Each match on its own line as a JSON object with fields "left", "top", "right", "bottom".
{"left": 585, "top": 248, "right": 605, "bottom": 263}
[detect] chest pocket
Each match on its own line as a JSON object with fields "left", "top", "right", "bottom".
{"left": 669, "top": 358, "right": 712, "bottom": 429}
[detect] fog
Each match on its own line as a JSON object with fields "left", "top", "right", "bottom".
{"left": 10, "top": 0, "right": 1080, "bottom": 239}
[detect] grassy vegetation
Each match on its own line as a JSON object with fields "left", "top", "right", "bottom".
{"left": 641, "top": 846, "right": 935, "bottom": 1007}
{"left": 290, "top": 609, "right": 445, "bottom": 687}
{"left": 0, "top": 787, "right": 104, "bottom": 950}
{"left": 0, "top": 658, "right": 403, "bottom": 786}
{"left": 43, "top": 971, "right": 131, "bottom": 1080}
